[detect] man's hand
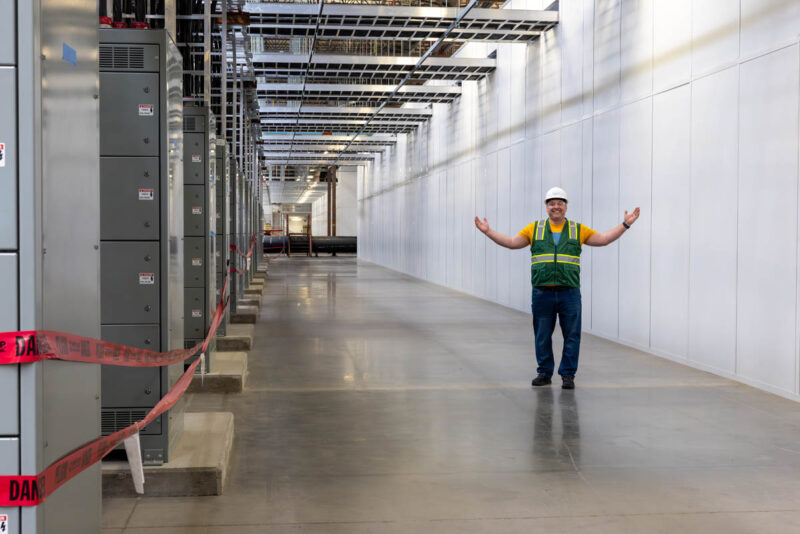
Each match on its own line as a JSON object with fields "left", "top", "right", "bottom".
{"left": 624, "top": 207, "right": 640, "bottom": 226}
{"left": 474, "top": 216, "right": 490, "bottom": 234}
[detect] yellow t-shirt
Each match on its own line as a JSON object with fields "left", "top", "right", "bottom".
{"left": 518, "top": 220, "right": 596, "bottom": 245}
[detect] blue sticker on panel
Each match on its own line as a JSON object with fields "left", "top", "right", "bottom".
{"left": 62, "top": 44, "right": 77, "bottom": 66}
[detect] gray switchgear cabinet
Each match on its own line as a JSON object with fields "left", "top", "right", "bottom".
{"left": 229, "top": 166, "right": 245, "bottom": 312}
{"left": 215, "top": 140, "right": 231, "bottom": 337}
{"left": 2, "top": 1, "right": 102, "bottom": 531}
{"left": 99, "top": 28, "right": 185, "bottom": 466}
{"left": 182, "top": 105, "right": 217, "bottom": 370}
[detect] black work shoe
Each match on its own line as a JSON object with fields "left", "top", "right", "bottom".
{"left": 531, "top": 375, "right": 552, "bottom": 387}
{"left": 561, "top": 376, "right": 575, "bottom": 390}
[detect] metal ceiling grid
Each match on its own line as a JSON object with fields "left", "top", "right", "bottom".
{"left": 260, "top": 104, "right": 430, "bottom": 133}
{"left": 261, "top": 122, "right": 419, "bottom": 133}
{"left": 265, "top": 159, "right": 373, "bottom": 164}
{"left": 260, "top": 105, "right": 432, "bottom": 120}
{"left": 244, "top": 4, "right": 558, "bottom": 42}
{"left": 264, "top": 151, "right": 375, "bottom": 159}
{"left": 252, "top": 53, "right": 496, "bottom": 82}
{"left": 258, "top": 82, "right": 461, "bottom": 104}
{"left": 262, "top": 144, "right": 386, "bottom": 153}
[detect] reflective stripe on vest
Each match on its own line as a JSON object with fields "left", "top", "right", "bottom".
{"left": 568, "top": 220, "right": 577, "bottom": 241}
{"left": 556, "top": 254, "right": 580, "bottom": 266}
{"left": 531, "top": 254, "right": 555, "bottom": 264}
{"left": 535, "top": 219, "right": 547, "bottom": 241}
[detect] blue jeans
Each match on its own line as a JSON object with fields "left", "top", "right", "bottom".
{"left": 531, "top": 286, "right": 582, "bottom": 378}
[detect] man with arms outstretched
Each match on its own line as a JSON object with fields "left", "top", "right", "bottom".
{"left": 475, "top": 187, "right": 640, "bottom": 390}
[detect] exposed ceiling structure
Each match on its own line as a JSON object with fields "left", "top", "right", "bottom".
{"left": 177, "top": 1, "right": 558, "bottom": 204}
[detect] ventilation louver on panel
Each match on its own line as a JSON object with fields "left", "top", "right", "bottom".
{"left": 101, "top": 409, "right": 150, "bottom": 434}
{"left": 184, "top": 117, "right": 197, "bottom": 132}
{"left": 99, "top": 46, "right": 145, "bottom": 70}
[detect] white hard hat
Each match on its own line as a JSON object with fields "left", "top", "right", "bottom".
{"left": 545, "top": 186, "right": 568, "bottom": 202}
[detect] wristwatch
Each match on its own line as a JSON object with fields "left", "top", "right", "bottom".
{"left": 622, "top": 221, "right": 630, "bottom": 229}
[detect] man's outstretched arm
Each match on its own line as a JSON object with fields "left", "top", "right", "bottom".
{"left": 474, "top": 216, "right": 530, "bottom": 249}
{"left": 584, "top": 207, "right": 641, "bottom": 247}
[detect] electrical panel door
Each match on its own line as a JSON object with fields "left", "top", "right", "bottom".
{"left": 101, "top": 325, "right": 161, "bottom": 408}
{"left": 184, "top": 236, "right": 205, "bottom": 287}
{"left": 0, "top": 254, "right": 17, "bottom": 436}
{"left": 99, "top": 72, "right": 159, "bottom": 157}
{"left": 0, "top": 67, "right": 17, "bottom": 249}
{"left": 0, "top": 0, "right": 14, "bottom": 65}
{"left": 0, "top": 438, "right": 20, "bottom": 534}
{"left": 184, "top": 287, "right": 205, "bottom": 340}
{"left": 184, "top": 132, "right": 205, "bottom": 184}
{"left": 216, "top": 234, "right": 225, "bottom": 273}
{"left": 101, "top": 157, "right": 160, "bottom": 240}
{"left": 101, "top": 242, "right": 160, "bottom": 323}
{"left": 184, "top": 185, "right": 205, "bottom": 236}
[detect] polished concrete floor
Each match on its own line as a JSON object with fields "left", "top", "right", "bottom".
{"left": 103, "top": 256, "right": 800, "bottom": 533}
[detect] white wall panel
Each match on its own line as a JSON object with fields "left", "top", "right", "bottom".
{"left": 593, "top": 0, "right": 621, "bottom": 111}
{"left": 510, "top": 45, "right": 528, "bottom": 144}
{"left": 497, "top": 148, "right": 512, "bottom": 306}
{"left": 591, "top": 109, "right": 620, "bottom": 338}
{"left": 446, "top": 168, "right": 456, "bottom": 287}
{"left": 737, "top": 45, "right": 799, "bottom": 393}
{"left": 740, "top": 0, "right": 800, "bottom": 59}
{"left": 463, "top": 162, "right": 476, "bottom": 293}
{"left": 580, "top": 119, "right": 594, "bottom": 328}
{"left": 510, "top": 143, "right": 527, "bottom": 312}
{"left": 560, "top": 123, "right": 583, "bottom": 219}
{"left": 496, "top": 43, "right": 513, "bottom": 149}
{"left": 620, "top": 0, "right": 653, "bottom": 102}
{"left": 652, "top": 0, "right": 691, "bottom": 92}
{"left": 542, "top": 130, "right": 561, "bottom": 189}
{"left": 473, "top": 159, "right": 487, "bottom": 299}
{"left": 651, "top": 85, "right": 690, "bottom": 358}
{"left": 688, "top": 66, "right": 739, "bottom": 373}
{"left": 581, "top": 0, "right": 596, "bottom": 117}
{"left": 484, "top": 154, "right": 498, "bottom": 302}
{"left": 618, "top": 98, "right": 652, "bottom": 347}
{"left": 541, "top": 32, "right": 562, "bottom": 131}
{"left": 525, "top": 41, "right": 542, "bottom": 138}
{"left": 691, "top": 0, "right": 740, "bottom": 77}
{"left": 560, "top": 0, "right": 584, "bottom": 124}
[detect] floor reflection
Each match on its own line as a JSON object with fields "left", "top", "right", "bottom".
{"left": 533, "top": 388, "right": 581, "bottom": 467}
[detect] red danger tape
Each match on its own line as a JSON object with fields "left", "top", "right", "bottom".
{"left": 0, "top": 354, "right": 205, "bottom": 506}
{"left": 230, "top": 235, "right": 257, "bottom": 259}
{"left": 0, "top": 265, "right": 241, "bottom": 506}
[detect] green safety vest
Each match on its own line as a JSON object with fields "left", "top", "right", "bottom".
{"left": 530, "top": 218, "right": 582, "bottom": 287}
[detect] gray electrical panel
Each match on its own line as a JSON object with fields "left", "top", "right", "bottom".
{"left": 215, "top": 140, "right": 230, "bottom": 337}
{"left": 229, "top": 163, "right": 241, "bottom": 313}
{"left": 2, "top": 1, "right": 102, "bottom": 531}
{"left": 183, "top": 105, "right": 217, "bottom": 370}
{"left": 99, "top": 28, "right": 185, "bottom": 465}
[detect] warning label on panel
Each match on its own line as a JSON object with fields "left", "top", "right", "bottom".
{"left": 139, "top": 188, "right": 154, "bottom": 200}
{"left": 0, "top": 514, "right": 8, "bottom": 532}
{"left": 191, "top": 309, "right": 202, "bottom": 318}
{"left": 139, "top": 104, "right": 154, "bottom": 116}
{"left": 192, "top": 207, "right": 202, "bottom": 215}
{"left": 192, "top": 258, "right": 202, "bottom": 267}
{"left": 192, "top": 155, "right": 201, "bottom": 163}
{"left": 139, "top": 273, "right": 155, "bottom": 285}
{"left": 0, "top": 143, "right": 6, "bottom": 167}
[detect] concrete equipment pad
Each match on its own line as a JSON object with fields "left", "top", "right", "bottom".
{"left": 215, "top": 323, "right": 254, "bottom": 351}
{"left": 232, "top": 305, "right": 258, "bottom": 323}
{"left": 188, "top": 352, "right": 248, "bottom": 394}
{"left": 102, "top": 411, "right": 234, "bottom": 497}
{"left": 239, "top": 298, "right": 261, "bottom": 308}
